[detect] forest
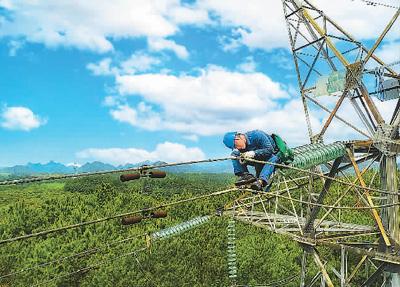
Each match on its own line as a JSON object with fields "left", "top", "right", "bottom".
{"left": 0, "top": 169, "right": 393, "bottom": 286}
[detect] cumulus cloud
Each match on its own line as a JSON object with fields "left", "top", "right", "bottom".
{"left": 111, "top": 66, "right": 290, "bottom": 134}
{"left": 120, "top": 52, "right": 162, "bottom": 74}
{"left": 1, "top": 0, "right": 398, "bottom": 56}
{"left": 0, "top": 0, "right": 209, "bottom": 53}
{"left": 1, "top": 0, "right": 397, "bottom": 56}
{"left": 148, "top": 38, "right": 189, "bottom": 59}
{"left": 200, "top": 0, "right": 399, "bottom": 51}
{"left": 375, "top": 41, "right": 400, "bottom": 69}
{"left": 87, "top": 52, "right": 162, "bottom": 76}
{"left": 182, "top": 134, "right": 199, "bottom": 142}
{"left": 1, "top": 106, "right": 46, "bottom": 131}
{"left": 86, "top": 58, "right": 116, "bottom": 76}
{"left": 236, "top": 57, "right": 257, "bottom": 73}
{"left": 76, "top": 141, "right": 206, "bottom": 165}
{"left": 102, "top": 65, "right": 344, "bottom": 145}
{"left": 106, "top": 63, "right": 389, "bottom": 145}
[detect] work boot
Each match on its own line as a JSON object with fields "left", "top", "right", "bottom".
{"left": 250, "top": 179, "right": 265, "bottom": 191}
{"left": 251, "top": 179, "right": 273, "bottom": 193}
{"left": 235, "top": 173, "right": 256, "bottom": 186}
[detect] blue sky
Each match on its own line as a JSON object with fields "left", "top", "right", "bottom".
{"left": 0, "top": 0, "right": 399, "bottom": 166}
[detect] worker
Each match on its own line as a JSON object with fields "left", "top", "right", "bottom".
{"left": 223, "top": 130, "right": 281, "bottom": 191}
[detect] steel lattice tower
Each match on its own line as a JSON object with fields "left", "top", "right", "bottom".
{"left": 227, "top": 1, "right": 400, "bottom": 286}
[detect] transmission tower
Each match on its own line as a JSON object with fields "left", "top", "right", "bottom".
{"left": 227, "top": 1, "right": 400, "bottom": 286}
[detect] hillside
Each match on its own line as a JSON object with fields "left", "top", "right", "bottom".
{"left": 0, "top": 170, "right": 388, "bottom": 286}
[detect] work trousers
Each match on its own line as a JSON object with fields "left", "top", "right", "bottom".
{"left": 231, "top": 149, "right": 280, "bottom": 183}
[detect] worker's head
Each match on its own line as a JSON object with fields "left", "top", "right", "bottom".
{"left": 223, "top": 132, "right": 246, "bottom": 150}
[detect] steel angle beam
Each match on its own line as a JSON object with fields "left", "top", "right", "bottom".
{"left": 303, "top": 156, "right": 343, "bottom": 234}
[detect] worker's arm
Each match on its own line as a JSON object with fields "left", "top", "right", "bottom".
{"left": 252, "top": 132, "right": 276, "bottom": 159}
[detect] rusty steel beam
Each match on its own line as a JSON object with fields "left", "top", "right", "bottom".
{"left": 305, "top": 94, "right": 370, "bottom": 138}
{"left": 346, "top": 149, "right": 391, "bottom": 247}
{"left": 303, "top": 0, "right": 398, "bottom": 77}
{"left": 303, "top": 156, "right": 343, "bottom": 234}
{"left": 359, "top": 85, "right": 385, "bottom": 125}
{"left": 364, "top": 9, "right": 400, "bottom": 64}
{"left": 313, "top": 250, "right": 334, "bottom": 287}
{"left": 318, "top": 93, "right": 347, "bottom": 139}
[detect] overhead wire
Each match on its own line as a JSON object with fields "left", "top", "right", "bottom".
{"left": 0, "top": 232, "right": 148, "bottom": 280}
{"left": 0, "top": 187, "right": 237, "bottom": 245}
{"left": 0, "top": 157, "right": 232, "bottom": 186}
{"left": 241, "top": 157, "right": 400, "bottom": 195}
{"left": 31, "top": 246, "right": 148, "bottom": 287}
{"left": 249, "top": 190, "right": 400, "bottom": 210}
{"left": 30, "top": 213, "right": 214, "bottom": 286}
{"left": 0, "top": 153, "right": 397, "bottom": 195}
{"left": 0, "top": 154, "right": 398, "bottom": 246}
{"left": 352, "top": 0, "right": 400, "bottom": 9}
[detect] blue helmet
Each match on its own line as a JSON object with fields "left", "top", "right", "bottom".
{"left": 223, "top": 132, "right": 237, "bottom": 149}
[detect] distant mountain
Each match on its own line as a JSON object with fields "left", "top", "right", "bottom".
{"left": 28, "top": 161, "right": 74, "bottom": 174}
{"left": 0, "top": 159, "right": 232, "bottom": 176}
{"left": 78, "top": 161, "right": 115, "bottom": 173}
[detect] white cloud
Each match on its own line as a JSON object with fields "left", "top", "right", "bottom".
{"left": 269, "top": 49, "right": 294, "bottom": 71}
{"left": 112, "top": 66, "right": 290, "bottom": 135}
{"left": 1, "top": 0, "right": 398, "bottom": 56}
{"left": 86, "top": 58, "right": 117, "bottom": 76}
{"left": 148, "top": 38, "right": 189, "bottom": 59}
{"left": 108, "top": 64, "right": 393, "bottom": 145}
{"left": 375, "top": 41, "right": 400, "bottom": 69}
{"left": 103, "top": 66, "right": 337, "bottom": 144}
{"left": 237, "top": 56, "right": 257, "bottom": 73}
{"left": 120, "top": 52, "right": 162, "bottom": 74}
{"left": 199, "top": 0, "right": 288, "bottom": 51}
{"left": 8, "top": 40, "right": 23, "bottom": 56}
{"left": 0, "top": 0, "right": 13, "bottom": 9}
{"left": 0, "top": 0, "right": 209, "bottom": 53}
{"left": 103, "top": 95, "right": 121, "bottom": 107}
{"left": 199, "top": 0, "right": 399, "bottom": 51}
{"left": 76, "top": 141, "right": 206, "bottom": 165}
{"left": 183, "top": 134, "right": 199, "bottom": 142}
{"left": 1, "top": 106, "right": 46, "bottom": 131}
{"left": 87, "top": 52, "right": 162, "bottom": 76}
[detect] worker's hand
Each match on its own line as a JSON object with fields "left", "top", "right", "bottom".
{"left": 242, "top": 151, "right": 255, "bottom": 158}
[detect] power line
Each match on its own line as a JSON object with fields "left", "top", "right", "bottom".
{"left": 0, "top": 232, "right": 148, "bottom": 280}
{"left": 1, "top": 152, "right": 397, "bottom": 196}
{"left": 29, "top": 214, "right": 213, "bottom": 286}
{"left": 31, "top": 246, "right": 148, "bottom": 287}
{"left": 0, "top": 156, "right": 397, "bottom": 245}
{"left": 253, "top": 190, "right": 400, "bottom": 210}
{"left": 352, "top": 0, "right": 400, "bottom": 9}
{"left": 242, "top": 157, "right": 400, "bottom": 196}
{"left": 0, "top": 187, "right": 237, "bottom": 246}
{"left": 0, "top": 157, "right": 232, "bottom": 186}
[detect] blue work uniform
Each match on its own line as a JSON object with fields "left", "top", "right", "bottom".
{"left": 231, "top": 130, "right": 280, "bottom": 183}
